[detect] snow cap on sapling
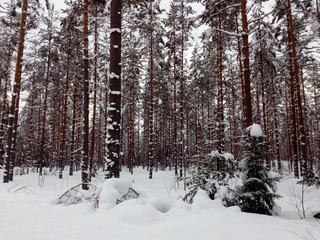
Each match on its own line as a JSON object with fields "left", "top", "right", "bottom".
{"left": 248, "top": 123, "right": 263, "bottom": 137}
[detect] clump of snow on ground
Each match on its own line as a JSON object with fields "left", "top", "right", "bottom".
{"left": 98, "top": 178, "right": 133, "bottom": 209}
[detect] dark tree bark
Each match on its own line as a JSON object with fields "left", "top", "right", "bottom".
{"left": 179, "top": 0, "right": 185, "bottom": 178}
{"left": 128, "top": 78, "right": 135, "bottom": 174}
{"left": 3, "top": 0, "right": 28, "bottom": 183}
{"left": 286, "top": 0, "right": 308, "bottom": 178}
{"left": 148, "top": 2, "right": 154, "bottom": 179}
{"left": 173, "top": 31, "right": 178, "bottom": 176}
{"left": 240, "top": 0, "right": 253, "bottom": 128}
{"left": 106, "top": 0, "right": 122, "bottom": 179}
{"left": 82, "top": 0, "right": 90, "bottom": 189}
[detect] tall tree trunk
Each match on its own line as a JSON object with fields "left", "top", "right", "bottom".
{"left": 271, "top": 71, "right": 281, "bottom": 171}
{"left": 106, "top": 0, "right": 122, "bottom": 179}
{"left": 69, "top": 81, "right": 78, "bottom": 176}
{"left": 39, "top": 25, "right": 52, "bottom": 178}
{"left": 82, "top": 0, "right": 90, "bottom": 188}
{"left": 148, "top": 2, "right": 154, "bottom": 179}
{"left": 0, "top": 39, "right": 12, "bottom": 157}
{"left": 236, "top": 14, "right": 245, "bottom": 129}
{"left": 173, "top": 19, "right": 178, "bottom": 176}
{"left": 240, "top": 0, "right": 253, "bottom": 128}
{"left": 89, "top": 5, "right": 99, "bottom": 178}
{"left": 217, "top": 13, "right": 224, "bottom": 154}
{"left": 60, "top": 40, "right": 71, "bottom": 178}
{"left": 128, "top": 80, "right": 135, "bottom": 174}
{"left": 287, "top": 0, "right": 308, "bottom": 177}
{"left": 179, "top": 0, "right": 185, "bottom": 178}
{"left": 3, "top": 0, "right": 28, "bottom": 183}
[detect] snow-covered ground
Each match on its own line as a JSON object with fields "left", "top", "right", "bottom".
{"left": 0, "top": 168, "right": 320, "bottom": 240}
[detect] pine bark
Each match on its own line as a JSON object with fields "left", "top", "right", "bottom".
{"left": 240, "top": 0, "right": 253, "bottom": 128}
{"left": 287, "top": 0, "right": 308, "bottom": 177}
{"left": 82, "top": 0, "right": 90, "bottom": 188}
{"left": 89, "top": 5, "right": 99, "bottom": 178}
{"left": 3, "top": 0, "right": 28, "bottom": 183}
{"left": 148, "top": 2, "right": 154, "bottom": 179}
{"left": 106, "top": 0, "right": 122, "bottom": 179}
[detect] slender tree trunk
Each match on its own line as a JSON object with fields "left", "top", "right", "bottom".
{"left": 240, "top": 0, "right": 253, "bottom": 128}
{"left": 69, "top": 82, "right": 78, "bottom": 176}
{"left": 106, "top": 0, "right": 122, "bottom": 179}
{"left": 217, "top": 13, "right": 224, "bottom": 154}
{"left": 39, "top": 28, "right": 52, "bottom": 178}
{"left": 148, "top": 2, "right": 154, "bottom": 179}
{"left": 0, "top": 40, "right": 12, "bottom": 155}
{"left": 236, "top": 14, "right": 245, "bottom": 128}
{"left": 89, "top": 5, "right": 99, "bottom": 178}
{"left": 82, "top": 0, "right": 90, "bottom": 188}
{"left": 3, "top": 0, "right": 28, "bottom": 183}
{"left": 60, "top": 40, "right": 71, "bottom": 178}
{"left": 9, "top": 65, "right": 23, "bottom": 181}
{"left": 173, "top": 23, "right": 178, "bottom": 176}
{"left": 128, "top": 80, "right": 135, "bottom": 174}
{"left": 271, "top": 71, "right": 281, "bottom": 171}
{"left": 179, "top": 0, "right": 185, "bottom": 178}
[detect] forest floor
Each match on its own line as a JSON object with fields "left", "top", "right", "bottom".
{"left": 0, "top": 167, "right": 320, "bottom": 240}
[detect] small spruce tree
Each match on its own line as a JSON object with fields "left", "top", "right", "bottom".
{"left": 183, "top": 151, "right": 236, "bottom": 204}
{"left": 239, "top": 124, "right": 281, "bottom": 215}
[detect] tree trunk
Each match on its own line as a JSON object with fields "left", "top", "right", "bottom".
{"left": 106, "top": 0, "right": 122, "bottom": 179}
{"left": 3, "top": 0, "right": 28, "bottom": 183}
{"left": 89, "top": 4, "right": 99, "bottom": 178}
{"left": 148, "top": 2, "right": 154, "bottom": 179}
{"left": 179, "top": 0, "right": 185, "bottom": 178}
{"left": 240, "top": 0, "right": 253, "bottom": 128}
{"left": 82, "top": 0, "right": 90, "bottom": 189}
{"left": 287, "top": 0, "right": 308, "bottom": 178}
{"left": 39, "top": 19, "right": 53, "bottom": 178}
{"left": 60, "top": 40, "right": 71, "bottom": 178}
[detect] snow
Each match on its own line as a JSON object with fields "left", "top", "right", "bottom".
{"left": 0, "top": 168, "right": 320, "bottom": 240}
{"left": 110, "top": 91, "right": 121, "bottom": 95}
{"left": 109, "top": 72, "right": 120, "bottom": 79}
{"left": 310, "top": 21, "right": 320, "bottom": 32}
{"left": 98, "top": 178, "right": 133, "bottom": 209}
{"left": 210, "top": 150, "right": 234, "bottom": 161}
{"left": 249, "top": 123, "right": 263, "bottom": 137}
{"left": 110, "top": 28, "right": 121, "bottom": 34}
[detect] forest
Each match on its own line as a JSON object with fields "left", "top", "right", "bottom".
{"left": 0, "top": 0, "right": 320, "bottom": 218}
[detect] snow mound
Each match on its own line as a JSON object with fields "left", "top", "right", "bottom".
{"left": 108, "top": 198, "right": 165, "bottom": 224}
{"left": 192, "top": 189, "right": 216, "bottom": 210}
{"left": 98, "top": 178, "right": 144, "bottom": 209}
{"left": 150, "top": 197, "right": 173, "bottom": 213}
{"left": 248, "top": 123, "right": 263, "bottom": 137}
